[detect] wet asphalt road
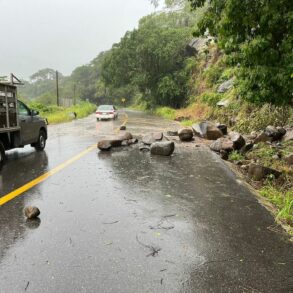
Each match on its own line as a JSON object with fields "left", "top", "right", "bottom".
{"left": 0, "top": 110, "right": 292, "bottom": 293}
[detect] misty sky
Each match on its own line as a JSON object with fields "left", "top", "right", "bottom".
{"left": 0, "top": 0, "right": 156, "bottom": 79}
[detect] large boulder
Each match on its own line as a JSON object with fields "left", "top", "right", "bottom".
{"left": 142, "top": 133, "right": 163, "bottom": 145}
{"left": 119, "top": 132, "right": 133, "bottom": 141}
{"left": 210, "top": 138, "right": 234, "bottom": 152}
{"left": 150, "top": 141, "right": 175, "bottom": 156}
{"left": 192, "top": 121, "right": 223, "bottom": 140}
{"left": 186, "top": 38, "right": 209, "bottom": 55}
{"left": 98, "top": 132, "right": 133, "bottom": 150}
{"left": 248, "top": 163, "right": 281, "bottom": 181}
{"left": 97, "top": 140, "right": 112, "bottom": 151}
{"left": 254, "top": 132, "right": 273, "bottom": 144}
{"left": 216, "top": 123, "right": 228, "bottom": 135}
{"left": 230, "top": 132, "right": 246, "bottom": 150}
{"left": 178, "top": 128, "right": 193, "bottom": 141}
{"left": 264, "top": 125, "right": 286, "bottom": 141}
{"left": 128, "top": 138, "right": 138, "bottom": 145}
{"left": 109, "top": 139, "right": 123, "bottom": 147}
{"left": 217, "top": 78, "right": 234, "bottom": 93}
{"left": 24, "top": 206, "right": 40, "bottom": 219}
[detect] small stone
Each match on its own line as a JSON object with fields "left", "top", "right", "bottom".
{"left": 178, "top": 128, "right": 193, "bottom": 141}
{"left": 120, "top": 125, "right": 126, "bottom": 131}
{"left": 241, "top": 165, "right": 249, "bottom": 171}
{"left": 150, "top": 141, "right": 175, "bottom": 156}
{"left": 250, "top": 131, "right": 258, "bottom": 139}
{"left": 24, "top": 206, "right": 40, "bottom": 219}
{"left": 220, "top": 150, "right": 229, "bottom": 160}
{"left": 240, "top": 141, "right": 254, "bottom": 154}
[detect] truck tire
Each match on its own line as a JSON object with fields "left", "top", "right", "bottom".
{"left": 0, "top": 140, "right": 5, "bottom": 170}
{"left": 34, "top": 130, "right": 46, "bottom": 151}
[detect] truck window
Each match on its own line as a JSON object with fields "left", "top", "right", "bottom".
{"left": 18, "top": 101, "right": 30, "bottom": 116}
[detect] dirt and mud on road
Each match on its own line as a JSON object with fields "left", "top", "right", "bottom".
{"left": 0, "top": 110, "right": 292, "bottom": 293}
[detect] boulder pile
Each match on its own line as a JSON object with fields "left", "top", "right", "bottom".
{"left": 206, "top": 123, "right": 290, "bottom": 181}
{"left": 97, "top": 131, "right": 176, "bottom": 157}
{"left": 96, "top": 122, "right": 292, "bottom": 173}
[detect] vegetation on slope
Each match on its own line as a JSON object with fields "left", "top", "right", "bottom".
{"left": 28, "top": 101, "right": 96, "bottom": 124}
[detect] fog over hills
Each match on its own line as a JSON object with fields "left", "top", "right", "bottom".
{"left": 0, "top": 0, "right": 154, "bottom": 79}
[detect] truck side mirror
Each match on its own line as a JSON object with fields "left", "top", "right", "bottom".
{"left": 31, "top": 110, "right": 39, "bottom": 116}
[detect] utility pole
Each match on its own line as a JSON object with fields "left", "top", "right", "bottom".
{"left": 73, "top": 84, "right": 76, "bottom": 105}
{"left": 56, "top": 70, "right": 59, "bottom": 106}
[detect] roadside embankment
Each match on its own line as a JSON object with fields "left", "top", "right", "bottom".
{"left": 29, "top": 101, "right": 96, "bottom": 124}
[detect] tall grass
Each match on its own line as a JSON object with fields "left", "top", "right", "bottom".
{"left": 260, "top": 186, "right": 293, "bottom": 227}
{"left": 31, "top": 102, "right": 96, "bottom": 124}
{"left": 154, "top": 107, "right": 177, "bottom": 120}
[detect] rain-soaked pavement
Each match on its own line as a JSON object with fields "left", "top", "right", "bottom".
{"left": 0, "top": 110, "right": 292, "bottom": 293}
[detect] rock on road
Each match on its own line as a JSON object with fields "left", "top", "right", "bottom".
{"left": 0, "top": 110, "right": 292, "bottom": 293}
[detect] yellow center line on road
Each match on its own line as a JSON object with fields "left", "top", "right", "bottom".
{"left": 0, "top": 144, "right": 96, "bottom": 206}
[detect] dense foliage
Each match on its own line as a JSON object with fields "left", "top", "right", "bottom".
{"left": 189, "top": 0, "right": 293, "bottom": 104}
{"left": 100, "top": 9, "right": 205, "bottom": 108}
{"left": 20, "top": 0, "right": 292, "bottom": 108}
{"left": 101, "top": 22, "right": 191, "bottom": 107}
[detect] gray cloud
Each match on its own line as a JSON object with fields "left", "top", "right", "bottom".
{"left": 0, "top": 0, "right": 154, "bottom": 79}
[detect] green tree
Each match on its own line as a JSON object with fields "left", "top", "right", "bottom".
{"left": 101, "top": 12, "right": 192, "bottom": 108}
{"left": 189, "top": 0, "right": 293, "bottom": 104}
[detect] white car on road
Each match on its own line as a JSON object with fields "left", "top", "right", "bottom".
{"left": 96, "top": 105, "right": 118, "bottom": 121}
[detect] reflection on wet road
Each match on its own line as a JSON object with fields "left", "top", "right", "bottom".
{"left": 0, "top": 110, "right": 292, "bottom": 292}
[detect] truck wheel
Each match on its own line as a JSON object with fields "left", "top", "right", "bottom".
{"left": 0, "top": 141, "right": 6, "bottom": 170}
{"left": 34, "top": 130, "right": 46, "bottom": 151}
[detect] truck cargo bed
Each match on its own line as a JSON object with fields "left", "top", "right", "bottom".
{"left": 0, "top": 83, "right": 19, "bottom": 132}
